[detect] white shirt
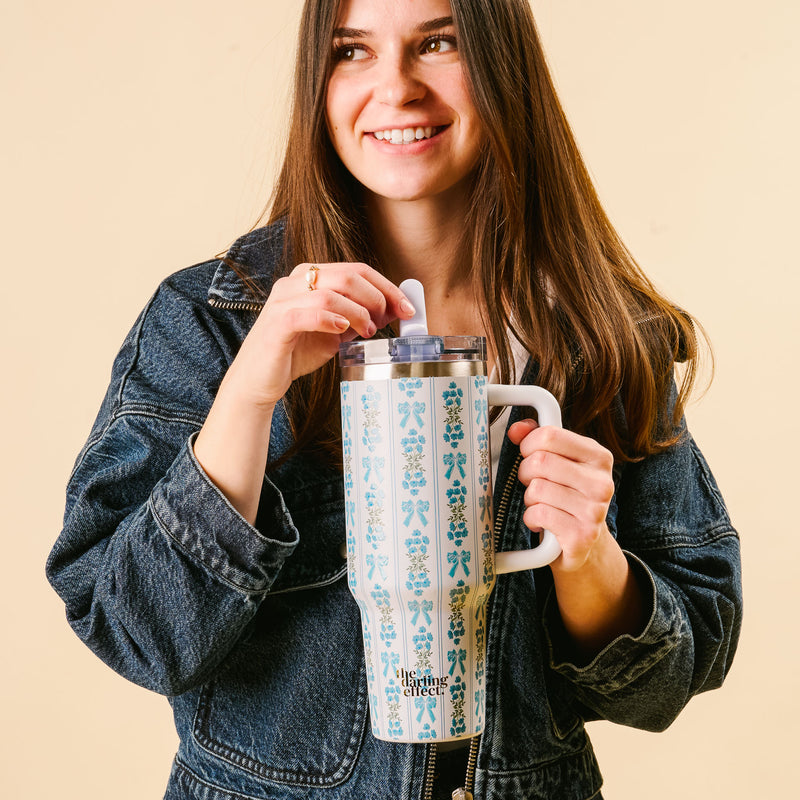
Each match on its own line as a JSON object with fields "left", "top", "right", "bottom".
{"left": 488, "top": 332, "right": 531, "bottom": 484}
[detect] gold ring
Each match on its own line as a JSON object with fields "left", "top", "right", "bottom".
{"left": 305, "top": 265, "right": 319, "bottom": 291}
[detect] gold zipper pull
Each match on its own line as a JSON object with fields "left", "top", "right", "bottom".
{"left": 451, "top": 789, "right": 473, "bottom": 800}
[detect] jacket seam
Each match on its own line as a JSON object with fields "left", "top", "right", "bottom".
{"left": 567, "top": 630, "right": 683, "bottom": 696}
{"left": 479, "top": 736, "right": 598, "bottom": 776}
{"left": 630, "top": 525, "right": 738, "bottom": 552}
{"left": 173, "top": 757, "right": 264, "bottom": 800}
{"left": 114, "top": 287, "right": 157, "bottom": 408}
{"left": 111, "top": 403, "right": 206, "bottom": 428}
{"left": 267, "top": 565, "right": 348, "bottom": 596}
{"left": 68, "top": 430, "right": 108, "bottom": 484}
{"left": 67, "top": 408, "right": 206, "bottom": 497}
{"left": 147, "top": 495, "right": 272, "bottom": 597}
{"left": 68, "top": 285, "right": 203, "bottom": 483}
{"left": 690, "top": 436, "right": 731, "bottom": 512}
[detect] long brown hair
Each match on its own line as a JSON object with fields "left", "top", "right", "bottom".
{"left": 247, "top": 0, "right": 705, "bottom": 467}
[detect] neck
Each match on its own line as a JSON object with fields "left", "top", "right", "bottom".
{"left": 365, "top": 191, "right": 492, "bottom": 344}
{"left": 365, "top": 192, "right": 471, "bottom": 296}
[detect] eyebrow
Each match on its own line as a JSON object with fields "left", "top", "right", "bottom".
{"left": 332, "top": 16, "right": 454, "bottom": 39}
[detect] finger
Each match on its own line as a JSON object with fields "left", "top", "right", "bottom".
{"left": 274, "top": 274, "right": 379, "bottom": 339}
{"left": 507, "top": 418, "right": 538, "bottom": 445}
{"left": 271, "top": 305, "right": 351, "bottom": 344}
{"left": 523, "top": 477, "right": 610, "bottom": 528}
{"left": 322, "top": 266, "right": 391, "bottom": 328}
{"left": 518, "top": 451, "right": 615, "bottom": 506}
{"left": 341, "top": 262, "right": 416, "bottom": 321}
{"left": 518, "top": 425, "right": 614, "bottom": 469}
{"left": 289, "top": 265, "right": 382, "bottom": 335}
{"left": 520, "top": 501, "right": 575, "bottom": 540}
{"left": 307, "top": 289, "right": 378, "bottom": 338}
{"left": 294, "top": 262, "right": 415, "bottom": 326}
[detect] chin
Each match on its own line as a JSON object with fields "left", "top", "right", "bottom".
{"left": 363, "top": 177, "right": 463, "bottom": 205}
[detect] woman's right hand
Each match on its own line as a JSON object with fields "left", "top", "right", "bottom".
{"left": 193, "top": 262, "right": 415, "bottom": 523}
{"left": 224, "top": 262, "right": 415, "bottom": 409}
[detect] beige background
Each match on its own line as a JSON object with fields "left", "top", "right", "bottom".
{"left": 2, "top": 0, "right": 797, "bottom": 797}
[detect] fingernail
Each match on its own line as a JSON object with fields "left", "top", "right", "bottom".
{"left": 366, "top": 321, "right": 377, "bottom": 337}
{"left": 400, "top": 298, "right": 416, "bottom": 316}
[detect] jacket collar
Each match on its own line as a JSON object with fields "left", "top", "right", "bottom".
{"left": 208, "top": 222, "right": 286, "bottom": 306}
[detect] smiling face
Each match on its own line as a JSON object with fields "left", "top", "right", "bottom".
{"left": 325, "top": 0, "right": 485, "bottom": 207}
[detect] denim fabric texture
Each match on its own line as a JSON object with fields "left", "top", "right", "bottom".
{"left": 46, "top": 224, "right": 742, "bottom": 799}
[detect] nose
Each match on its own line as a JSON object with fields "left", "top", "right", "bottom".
{"left": 373, "top": 52, "right": 425, "bottom": 107}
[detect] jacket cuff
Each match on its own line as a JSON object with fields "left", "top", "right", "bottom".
{"left": 543, "top": 551, "right": 683, "bottom": 693}
{"left": 149, "top": 434, "right": 299, "bottom": 594}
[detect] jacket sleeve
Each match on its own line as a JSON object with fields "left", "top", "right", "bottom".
{"left": 542, "top": 424, "right": 743, "bottom": 732}
{"left": 46, "top": 277, "right": 299, "bottom": 696}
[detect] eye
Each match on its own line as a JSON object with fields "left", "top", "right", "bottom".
{"left": 333, "top": 42, "right": 369, "bottom": 62}
{"left": 421, "top": 35, "right": 457, "bottom": 55}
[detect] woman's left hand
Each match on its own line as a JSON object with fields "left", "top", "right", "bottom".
{"left": 507, "top": 419, "right": 646, "bottom": 656}
{"left": 506, "top": 419, "right": 616, "bottom": 574}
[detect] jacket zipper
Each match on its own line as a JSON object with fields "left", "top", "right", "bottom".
{"left": 207, "top": 297, "right": 265, "bottom": 312}
{"left": 422, "top": 743, "right": 437, "bottom": 800}
{"left": 422, "top": 453, "right": 522, "bottom": 799}
{"left": 492, "top": 453, "right": 523, "bottom": 552}
{"left": 456, "top": 734, "right": 480, "bottom": 800}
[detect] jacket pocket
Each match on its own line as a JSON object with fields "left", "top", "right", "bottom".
{"left": 192, "top": 579, "right": 369, "bottom": 787}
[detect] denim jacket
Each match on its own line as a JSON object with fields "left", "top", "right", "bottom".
{"left": 47, "top": 225, "right": 742, "bottom": 800}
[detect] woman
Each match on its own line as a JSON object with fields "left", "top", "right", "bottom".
{"left": 46, "top": 0, "right": 742, "bottom": 798}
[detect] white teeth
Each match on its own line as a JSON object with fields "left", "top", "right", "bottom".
{"left": 373, "top": 126, "right": 439, "bottom": 144}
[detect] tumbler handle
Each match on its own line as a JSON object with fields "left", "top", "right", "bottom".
{"left": 487, "top": 384, "right": 563, "bottom": 573}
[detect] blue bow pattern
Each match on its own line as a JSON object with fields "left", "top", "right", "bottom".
{"left": 475, "top": 688, "right": 486, "bottom": 718}
{"left": 362, "top": 455, "right": 385, "bottom": 484}
{"left": 402, "top": 499, "right": 429, "bottom": 527}
{"left": 398, "top": 400, "right": 426, "bottom": 429}
{"left": 443, "top": 451, "right": 467, "bottom": 479}
{"left": 366, "top": 553, "right": 389, "bottom": 582}
{"left": 408, "top": 599, "right": 433, "bottom": 626}
{"left": 341, "top": 398, "right": 352, "bottom": 431}
{"left": 381, "top": 651, "right": 399, "bottom": 678}
{"left": 448, "top": 648, "right": 467, "bottom": 675}
{"left": 415, "top": 696, "right": 437, "bottom": 724}
{"left": 447, "top": 549, "right": 471, "bottom": 578}
{"left": 474, "top": 398, "right": 487, "bottom": 426}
